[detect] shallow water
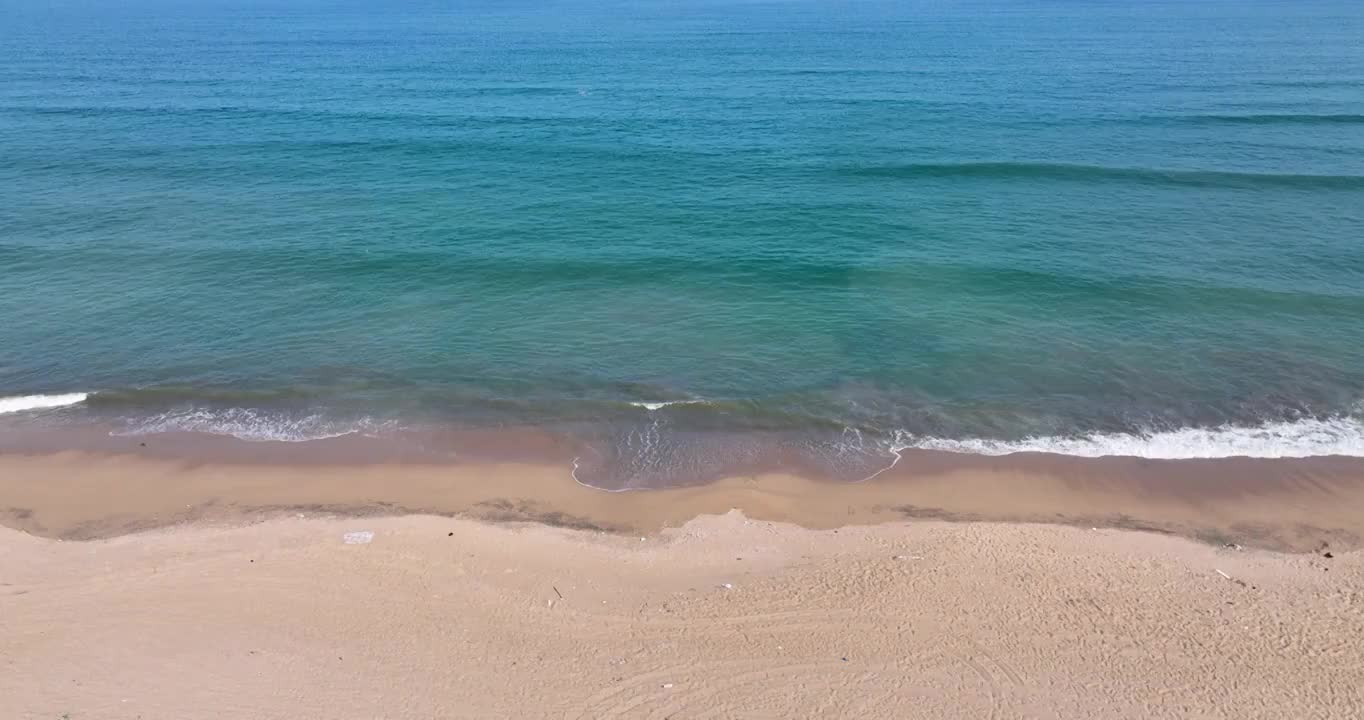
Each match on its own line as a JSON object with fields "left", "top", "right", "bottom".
{"left": 2, "top": 0, "right": 1363, "bottom": 486}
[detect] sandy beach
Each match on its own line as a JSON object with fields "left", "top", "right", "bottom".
{"left": 4, "top": 509, "right": 1361, "bottom": 719}
{"left": 2, "top": 452, "right": 1363, "bottom": 718}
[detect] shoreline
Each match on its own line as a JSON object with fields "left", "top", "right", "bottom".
{"left": 6, "top": 439, "right": 1363, "bottom": 717}
{"left": 5, "top": 441, "right": 1364, "bottom": 551}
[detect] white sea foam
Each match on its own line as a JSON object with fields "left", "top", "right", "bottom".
{"left": 112, "top": 408, "right": 389, "bottom": 443}
{"left": 629, "top": 399, "right": 708, "bottom": 411}
{"left": 570, "top": 456, "right": 637, "bottom": 493}
{"left": 897, "top": 417, "right": 1364, "bottom": 459}
{"left": 0, "top": 392, "right": 89, "bottom": 415}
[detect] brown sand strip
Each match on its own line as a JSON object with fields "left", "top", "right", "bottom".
{"left": 3, "top": 450, "right": 1364, "bottom": 550}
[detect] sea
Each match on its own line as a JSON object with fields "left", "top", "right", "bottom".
{"left": 2, "top": 0, "right": 1363, "bottom": 489}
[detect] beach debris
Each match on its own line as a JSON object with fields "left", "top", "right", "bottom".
{"left": 1323, "top": 551, "right": 1334, "bottom": 559}
{"left": 662, "top": 683, "right": 674, "bottom": 689}
{"left": 553, "top": 585, "right": 564, "bottom": 600}
{"left": 547, "top": 599, "right": 554, "bottom": 609}
{"left": 893, "top": 555, "right": 923, "bottom": 561}
{"left": 1223, "top": 543, "right": 1242, "bottom": 551}
{"left": 343, "top": 531, "right": 374, "bottom": 545}
{"left": 720, "top": 583, "right": 734, "bottom": 590}
{"left": 1215, "top": 569, "right": 1249, "bottom": 587}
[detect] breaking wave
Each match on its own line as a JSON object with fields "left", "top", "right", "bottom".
{"left": 111, "top": 407, "right": 393, "bottom": 443}
{"left": 897, "top": 417, "right": 1364, "bottom": 459}
{"left": 0, "top": 393, "right": 89, "bottom": 415}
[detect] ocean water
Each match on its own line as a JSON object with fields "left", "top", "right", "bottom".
{"left": 2, "top": 0, "right": 1364, "bottom": 487}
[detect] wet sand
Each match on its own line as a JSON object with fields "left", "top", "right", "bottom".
{"left": 3, "top": 447, "right": 1364, "bottom": 551}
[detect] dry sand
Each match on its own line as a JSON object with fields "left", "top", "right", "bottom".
{"left": 3, "top": 452, "right": 1364, "bottom": 718}
{"left": 3, "top": 511, "right": 1361, "bottom": 719}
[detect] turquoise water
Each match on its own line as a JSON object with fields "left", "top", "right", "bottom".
{"left": 3, "top": 0, "right": 1364, "bottom": 486}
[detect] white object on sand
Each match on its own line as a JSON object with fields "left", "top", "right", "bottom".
{"left": 343, "top": 531, "right": 374, "bottom": 545}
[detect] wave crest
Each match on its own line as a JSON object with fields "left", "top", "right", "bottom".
{"left": 1175, "top": 113, "right": 1364, "bottom": 125}
{"left": 112, "top": 408, "right": 392, "bottom": 443}
{"left": 0, "top": 392, "right": 89, "bottom": 415}
{"left": 628, "top": 399, "right": 710, "bottom": 411}
{"left": 897, "top": 417, "right": 1364, "bottom": 459}
{"left": 844, "top": 162, "right": 1364, "bottom": 190}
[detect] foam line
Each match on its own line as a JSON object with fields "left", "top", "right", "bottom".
{"left": 900, "top": 417, "right": 1364, "bottom": 459}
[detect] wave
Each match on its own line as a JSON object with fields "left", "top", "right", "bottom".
{"left": 629, "top": 400, "right": 710, "bottom": 411}
{"left": 4, "top": 89, "right": 580, "bottom": 118}
{"left": 11, "top": 384, "right": 1364, "bottom": 463}
{"left": 111, "top": 408, "right": 393, "bottom": 443}
{"left": 1172, "top": 113, "right": 1364, "bottom": 126}
{"left": 843, "top": 162, "right": 1364, "bottom": 190}
{"left": 897, "top": 417, "right": 1364, "bottom": 459}
{"left": 85, "top": 385, "right": 328, "bottom": 408}
{"left": 0, "top": 392, "right": 89, "bottom": 415}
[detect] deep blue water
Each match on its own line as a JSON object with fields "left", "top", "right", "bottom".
{"left": 2, "top": 0, "right": 1364, "bottom": 485}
